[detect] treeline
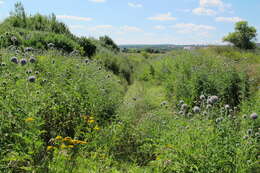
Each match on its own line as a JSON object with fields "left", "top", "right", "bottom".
{"left": 0, "top": 2, "right": 120, "bottom": 57}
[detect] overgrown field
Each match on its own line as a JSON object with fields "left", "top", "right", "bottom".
{"left": 0, "top": 46, "right": 259, "bottom": 173}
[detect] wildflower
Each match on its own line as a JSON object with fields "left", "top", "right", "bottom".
{"left": 25, "top": 47, "right": 33, "bottom": 52}
{"left": 202, "top": 111, "right": 207, "bottom": 116}
{"left": 187, "top": 112, "right": 192, "bottom": 117}
{"left": 84, "top": 59, "right": 89, "bottom": 64}
{"left": 88, "top": 119, "right": 95, "bottom": 123}
{"left": 160, "top": 101, "right": 167, "bottom": 107}
{"left": 181, "top": 104, "right": 188, "bottom": 111}
{"left": 60, "top": 144, "right": 67, "bottom": 149}
{"left": 35, "top": 71, "right": 39, "bottom": 75}
{"left": 28, "top": 76, "right": 36, "bottom": 82}
{"left": 11, "top": 36, "right": 17, "bottom": 43}
{"left": 55, "top": 136, "right": 63, "bottom": 140}
{"left": 178, "top": 111, "right": 184, "bottom": 115}
{"left": 200, "top": 95, "right": 205, "bottom": 100}
{"left": 47, "top": 146, "right": 54, "bottom": 151}
{"left": 250, "top": 113, "right": 258, "bottom": 120}
{"left": 193, "top": 106, "right": 200, "bottom": 113}
{"left": 47, "top": 43, "right": 55, "bottom": 48}
{"left": 243, "top": 114, "right": 247, "bottom": 119}
{"left": 63, "top": 137, "right": 72, "bottom": 142}
{"left": 207, "top": 95, "right": 218, "bottom": 104}
{"left": 216, "top": 117, "right": 223, "bottom": 123}
{"left": 10, "top": 57, "right": 19, "bottom": 64}
{"left": 1, "top": 62, "right": 6, "bottom": 67}
{"left": 25, "top": 117, "right": 34, "bottom": 122}
{"left": 26, "top": 70, "right": 32, "bottom": 74}
{"left": 206, "top": 104, "right": 212, "bottom": 109}
{"left": 79, "top": 141, "right": 87, "bottom": 144}
{"left": 224, "top": 104, "right": 230, "bottom": 110}
{"left": 20, "top": 58, "right": 27, "bottom": 66}
{"left": 29, "top": 57, "right": 36, "bottom": 63}
{"left": 179, "top": 100, "right": 184, "bottom": 105}
{"left": 94, "top": 125, "right": 100, "bottom": 131}
{"left": 67, "top": 145, "right": 74, "bottom": 148}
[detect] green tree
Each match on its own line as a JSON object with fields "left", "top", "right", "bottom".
{"left": 99, "top": 35, "right": 120, "bottom": 52}
{"left": 223, "top": 21, "right": 257, "bottom": 49}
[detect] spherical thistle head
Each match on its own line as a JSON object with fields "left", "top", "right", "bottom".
{"left": 11, "top": 36, "right": 17, "bottom": 42}
{"left": 224, "top": 104, "right": 230, "bottom": 110}
{"left": 160, "top": 101, "right": 167, "bottom": 106}
{"left": 1, "top": 62, "right": 6, "bottom": 67}
{"left": 247, "top": 129, "right": 253, "bottom": 135}
{"left": 193, "top": 106, "right": 200, "bottom": 113}
{"left": 208, "top": 95, "right": 218, "bottom": 104}
{"left": 216, "top": 117, "right": 222, "bottom": 124}
{"left": 84, "top": 59, "right": 89, "bottom": 64}
{"left": 206, "top": 104, "right": 212, "bottom": 109}
{"left": 250, "top": 112, "right": 258, "bottom": 120}
{"left": 35, "top": 71, "right": 39, "bottom": 75}
{"left": 243, "top": 114, "right": 247, "bottom": 119}
{"left": 20, "top": 58, "right": 27, "bottom": 66}
{"left": 28, "top": 76, "right": 36, "bottom": 83}
{"left": 181, "top": 104, "right": 188, "bottom": 111}
{"left": 200, "top": 95, "right": 205, "bottom": 100}
{"left": 26, "top": 69, "right": 32, "bottom": 74}
{"left": 10, "top": 56, "right": 19, "bottom": 64}
{"left": 29, "top": 57, "right": 36, "bottom": 63}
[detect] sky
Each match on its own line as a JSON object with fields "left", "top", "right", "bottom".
{"left": 0, "top": 0, "right": 260, "bottom": 45}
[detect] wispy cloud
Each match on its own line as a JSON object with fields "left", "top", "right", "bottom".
{"left": 57, "top": 15, "right": 92, "bottom": 21}
{"left": 215, "top": 17, "right": 243, "bottom": 23}
{"left": 192, "top": 7, "right": 216, "bottom": 16}
{"left": 172, "top": 23, "right": 216, "bottom": 34}
{"left": 89, "top": 0, "right": 106, "bottom": 3}
{"left": 128, "top": 2, "right": 142, "bottom": 8}
{"left": 148, "top": 12, "right": 176, "bottom": 21}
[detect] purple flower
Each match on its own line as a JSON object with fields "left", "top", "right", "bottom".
{"left": 193, "top": 106, "right": 200, "bottom": 113}
{"left": 11, "top": 57, "right": 19, "bottom": 64}
{"left": 20, "top": 59, "right": 27, "bottom": 66}
{"left": 29, "top": 57, "right": 36, "bottom": 63}
{"left": 250, "top": 113, "right": 258, "bottom": 120}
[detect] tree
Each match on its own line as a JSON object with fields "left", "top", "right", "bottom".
{"left": 99, "top": 35, "right": 120, "bottom": 52}
{"left": 10, "top": 2, "right": 27, "bottom": 27}
{"left": 223, "top": 21, "right": 257, "bottom": 49}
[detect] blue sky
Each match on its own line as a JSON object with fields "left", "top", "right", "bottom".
{"left": 0, "top": 0, "right": 259, "bottom": 45}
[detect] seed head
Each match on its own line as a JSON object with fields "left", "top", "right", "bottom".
{"left": 250, "top": 113, "right": 258, "bottom": 120}
{"left": 20, "top": 59, "right": 27, "bottom": 66}
{"left": 29, "top": 57, "right": 36, "bottom": 63}
{"left": 200, "top": 95, "right": 205, "bottom": 100}
{"left": 11, "top": 56, "right": 19, "bottom": 64}
{"left": 28, "top": 76, "right": 36, "bottom": 83}
{"left": 193, "top": 106, "right": 200, "bottom": 113}
{"left": 224, "top": 104, "right": 230, "bottom": 110}
{"left": 181, "top": 104, "right": 188, "bottom": 111}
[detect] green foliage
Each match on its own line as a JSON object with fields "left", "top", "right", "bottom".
{"left": 77, "top": 37, "right": 97, "bottom": 57}
{"left": 99, "top": 35, "right": 120, "bottom": 52}
{"left": 223, "top": 21, "right": 257, "bottom": 50}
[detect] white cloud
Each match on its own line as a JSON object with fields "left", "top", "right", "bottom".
{"left": 215, "top": 17, "right": 243, "bottom": 23}
{"left": 154, "top": 25, "right": 166, "bottom": 30}
{"left": 200, "top": 0, "right": 223, "bottom": 8}
{"left": 120, "top": 25, "right": 142, "bottom": 32}
{"left": 192, "top": 7, "right": 216, "bottom": 16}
{"left": 89, "top": 0, "right": 106, "bottom": 3}
{"left": 128, "top": 2, "right": 142, "bottom": 8}
{"left": 57, "top": 15, "right": 92, "bottom": 21}
{"left": 148, "top": 12, "right": 176, "bottom": 21}
{"left": 172, "top": 23, "right": 216, "bottom": 33}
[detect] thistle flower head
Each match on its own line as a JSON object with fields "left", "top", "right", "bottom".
{"left": 200, "top": 95, "right": 205, "bottom": 100}
{"left": 181, "top": 104, "right": 188, "bottom": 111}
{"left": 10, "top": 56, "right": 19, "bottom": 64}
{"left": 250, "top": 112, "right": 258, "bottom": 120}
{"left": 193, "top": 106, "right": 200, "bottom": 113}
{"left": 29, "top": 57, "right": 36, "bottom": 63}
{"left": 20, "top": 58, "right": 27, "bottom": 66}
{"left": 28, "top": 76, "right": 36, "bottom": 83}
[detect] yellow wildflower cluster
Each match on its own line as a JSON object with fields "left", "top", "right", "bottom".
{"left": 47, "top": 136, "right": 87, "bottom": 151}
{"left": 25, "top": 117, "right": 35, "bottom": 122}
{"left": 82, "top": 115, "right": 95, "bottom": 124}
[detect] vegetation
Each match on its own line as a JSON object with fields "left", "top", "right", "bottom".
{"left": 0, "top": 3, "right": 259, "bottom": 173}
{"left": 223, "top": 21, "right": 257, "bottom": 50}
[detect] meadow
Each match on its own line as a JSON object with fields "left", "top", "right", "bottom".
{"left": 0, "top": 3, "right": 260, "bottom": 173}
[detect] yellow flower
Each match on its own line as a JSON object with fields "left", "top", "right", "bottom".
{"left": 94, "top": 125, "right": 100, "bottom": 131}
{"left": 25, "top": 117, "right": 35, "bottom": 122}
{"left": 55, "top": 136, "right": 63, "bottom": 140}
{"left": 89, "top": 116, "right": 94, "bottom": 120}
{"left": 88, "top": 119, "right": 95, "bottom": 123}
{"left": 71, "top": 140, "right": 81, "bottom": 145}
{"left": 60, "top": 144, "right": 67, "bottom": 149}
{"left": 63, "top": 137, "right": 72, "bottom": 142}
{"left": 47, "top": 146, "right": 54, "bottom": 151}
{"left": 79, "top": 141, "right": 87, "bottom": 145}
{"left": 67, "top": 145, "right": 74, "bottom": 148}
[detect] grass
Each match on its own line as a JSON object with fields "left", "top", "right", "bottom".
{"left": 0, "top": 47, "right": 259, "bottom": 172}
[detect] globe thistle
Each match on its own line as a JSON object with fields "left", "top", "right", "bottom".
{"left": 181, "top": 104, "right": 188, "bottom": 111}
{"left": 25, "top": 47, "right": 33, "bottom": 52}
{"left": 224, "top": 104, "right": 230, "bottom": 110}
{"left": 206, "top": 104, "right": 212, "bottom": 109}
{"left": 107, "top": 74, "right": 111, "bottom": 79}
{"left": 193, "top": 106, "right": 200, "bottom": 113}
{"left": 29, "top": 57, "right": 36, "bottom": 63}
{"left": 200, "top": 95, "right": 205, "bottom": 100}
{"left": 20, "top": 58, "right": 27, "bottom": 66}
{"left": 178, "top": 111, "right": 184, "bottom": 115}
{"left": 1, "top": 62, "right": 6, "bottom": 67}
{"left": 10, "top": 56, "right": 19, "bottom": 64}
{"left": 11, "top": 36, "right": 17, "bottom": 43}
{"left": 216, "top": 117, "right": 223, "bottom": 124}
{"left": 179, "top": 100, "right": 184, "bottom": 105}
{"left": 98, "top": 67, "right": 102, "bottom": 70}
{"left": 207, "top": 95, "right": 218, "bottom": 104}
{"left": 84, "top": 59, "right": 89, "bottom": 64}
{"left": 243, "top": 114, "right": 247, "bottom": 119}
{"left": 160, "top": 101, "right": 167, "bottom": 107}
{"left": 28, "top": 76, "right": 36, "bottom": 83}
{"left": 35, "top": 71, "right": 40, "bottom": 75}
{"left": 187, "top": 112, "right": 192, "bottom": 117}
{"left": 250, "top": 112, "right": 258, "bottom": 120}
{"left": 202, "top": 111, "right": 207, "bottom": 116}
{"left": 26, "top": 69, "right": 32, "bottom": 74}
{"left": 47, "top": 43, "right": 55, "bottom": 48}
